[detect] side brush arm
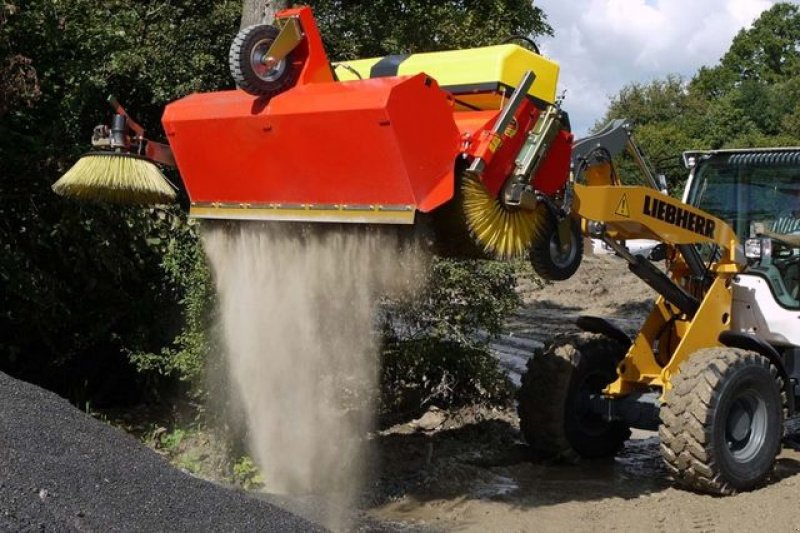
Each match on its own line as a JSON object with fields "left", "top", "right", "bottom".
{"left": 96, "top": 96, "right": 176, "bottom": 167}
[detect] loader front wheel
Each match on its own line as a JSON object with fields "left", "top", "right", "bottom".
{"left": 230, "top": 24, "right": 300, "bottom": 97}
{"left": 518, "top": 334, "right": 630, "bottom": 461}
{"left": 660, "top": 348, "right": 784, "bottom": 495}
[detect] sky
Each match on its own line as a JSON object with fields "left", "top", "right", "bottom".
{"left": 534, "top": 0, "right": 793, "bottom": 135}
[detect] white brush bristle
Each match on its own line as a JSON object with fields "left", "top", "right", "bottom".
{"left": 52, "top": 153, "right": 176, "bottom": 205}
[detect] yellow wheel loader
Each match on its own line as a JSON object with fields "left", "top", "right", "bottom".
{"left": 518, "top": 125, "right": 800, "bottom": 495}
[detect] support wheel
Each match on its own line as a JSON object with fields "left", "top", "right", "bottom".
{"left": 528, "top": 208, "right": 583, "bottom": 281}
{"left": 518, "top": 333, "right": 631, "bottom": 461}
{"left": 229, "top": 24, "right": 300, "bottom": 97}
{"left": 660, "top": 348, "right": 785, "bottom": 495}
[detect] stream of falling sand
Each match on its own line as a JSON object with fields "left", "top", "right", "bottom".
{"left": 202, "top": 222, "right": 421, "bottom": 529}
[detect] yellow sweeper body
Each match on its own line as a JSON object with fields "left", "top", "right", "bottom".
{"left": 335, "top": 44, "right": 561, "bottom": 109}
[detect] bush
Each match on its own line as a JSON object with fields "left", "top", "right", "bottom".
{"left": 128, "top": 216, "right": 217, "bottom": 398}
{"left": 379, "top": 258, "right": 520, "bottom": 416}
{"left": 0, "top": 0, "right": 239, "bottom": 405}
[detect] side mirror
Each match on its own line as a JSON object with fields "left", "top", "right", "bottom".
{"left": 745, "top": 237, "right": 772, "bottom": 260}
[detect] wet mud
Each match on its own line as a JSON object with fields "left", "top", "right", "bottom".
{"left": 365, "top": 254, "right": 800, "bottom": 532}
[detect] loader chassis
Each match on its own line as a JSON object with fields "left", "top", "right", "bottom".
{"left": 519, "top": 146, "right": 800, "bottom": 495}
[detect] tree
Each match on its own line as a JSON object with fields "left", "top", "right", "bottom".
{"left": 240, "top": 0, "right": 287, "bottom": 27}
{"left": 598, "top": 76, "right": 706, "bottom": 191}
{"left": 0, "top": 0, "right": 241, "bottom": 404}
{"left": 0, "top": 4, "right": 40, "bottom": 117}
{"left": 308, "top": 0, "right": 551, "bottom": 60}
{"left": 693, "top": 3, "right": 800, "bottom": 98}
{"left": 718, "top": 3, "right": 800, "bottom": 85}
{"left": 601, "top": 3, "right": 800, "bottom": 192}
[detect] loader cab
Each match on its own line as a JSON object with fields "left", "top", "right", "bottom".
{"left": 683, "top": 148, "right": 800, "bottom": 346}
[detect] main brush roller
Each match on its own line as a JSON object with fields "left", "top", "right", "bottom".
{"left": 461, "top": 173, "right": 549, "bottom": 259}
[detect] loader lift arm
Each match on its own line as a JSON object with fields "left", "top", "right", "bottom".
{"left": 565, "top": 119, "right": 741, "bottom": 396}
{"left": 571, "top": 120, "right": 729, "bottom": 279}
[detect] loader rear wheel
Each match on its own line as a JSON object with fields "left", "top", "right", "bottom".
{"left": 518, "top": 334, "right": 631, "bottom": 461}
{"left": 528, "top": 209, "right": 583, "bottom": 281}
{"left": 230, "top": 24, "right": 300, "bottom": 97}
{"left": 660, "top": 348, "right": 785, "bottom": 495}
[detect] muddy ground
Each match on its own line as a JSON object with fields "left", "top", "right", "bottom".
{"left": 363, "top": 253, "right": 800, "bottom": 532}
{"left": 9, "top": 251, "right": 799, "bottom": 531}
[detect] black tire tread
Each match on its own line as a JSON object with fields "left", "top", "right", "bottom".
{"left": 229, "top": 24, "right": 299, "bottom": 97}
{"left": 659, "top": 347, "right": 786, "bottom": 495}
{"left": 528, "top": 211, "right": 583, "bottom": 281}
{"left": 518, "top": 333, "right": 631, "bottom": 461}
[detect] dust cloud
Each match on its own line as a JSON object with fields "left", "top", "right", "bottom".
{"left": 202, "top": 222, "right": 422, "bottom": 528}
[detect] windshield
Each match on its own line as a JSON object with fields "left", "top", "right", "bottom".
{"left": 687, "top": 151, "right": 800, "bottom": 309}
{"left": 687, "top": 152, "right": 800, "bottom": 239}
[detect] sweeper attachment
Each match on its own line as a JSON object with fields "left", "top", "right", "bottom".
{"left": 54, "top": 6, "right": 581, "bottom": 279}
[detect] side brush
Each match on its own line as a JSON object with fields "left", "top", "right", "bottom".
{"left": 52, "top": 96, "right": 177, "bottom": 205}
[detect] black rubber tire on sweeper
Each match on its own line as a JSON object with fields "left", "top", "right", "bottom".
{"left": 229, "top": 24, "right": 301, "bottom": 97}
{"left": 517, "top": 333, "right": 631, "bottom": 461}
{"left": 660, "top": 347, "right": 785, "bottom": 495}
{"left": 528, "top": 207, "right": 583, "bottom": 281}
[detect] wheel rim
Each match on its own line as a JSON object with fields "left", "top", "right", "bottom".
{"left": 725, "top": 388, "right": 768, "bottom": 463}
{"left": 549, "top": 228, "right": 578, "bottom": 269}
{"left": 250, "top": 38, "right": 287, "bottom": 82}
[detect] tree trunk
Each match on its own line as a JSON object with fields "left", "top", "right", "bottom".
{"left": 240, "top": 0, "right": 288, "bottom": 28}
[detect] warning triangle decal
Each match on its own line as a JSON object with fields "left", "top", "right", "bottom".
{"left": 615, "top": 194, "right": 630, "bottom": 218}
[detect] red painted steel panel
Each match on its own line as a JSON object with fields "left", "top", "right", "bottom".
{"left": 534, "top": 129, "right": 573, "bottom": 195}
{"left": 162, "top": 74, "right": 462, "bottom": 211}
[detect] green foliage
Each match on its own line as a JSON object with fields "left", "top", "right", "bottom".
{"left": 601, "top": 75, "right": 699, "bottom": 127}
{"left": 694, "top": 3, "right": 800, "bottom": 96}
{"left": 128, "top": 218, "right": 217, "bottom": 391}
{"left": 308, "top": 0, "right": 551, "bottom": 59}
{"left": 232, "top": 456, "right": 265, "bottom": 490}
{"left": 601, "top": 3, "right": 800, "bottom": 195}
{"left": 145, "top": 422, "right": 251, "bottom": 484}
{"left": 0, "top": 0, "right": 240, "bottom": 404}
{"left": 381, "top": 337, "right": 513, "bottom": 414}
{"left": 159, "top": 427, "right": 187, "bottom": 451}
{"left": 386, "top": 258, "right": 520, "bottom": 344}
{"left": 380, "top": 259, "right": 519, "bottom": 412}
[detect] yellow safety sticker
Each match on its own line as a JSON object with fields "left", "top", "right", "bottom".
{"left": 489, "top": 136, "right": 502, "bottom": 153}
{"left": 615, "top": 194, "right": 631, "bottom": 218}
{"left": 504, "top": 120, "right": 518, "bottom": 139}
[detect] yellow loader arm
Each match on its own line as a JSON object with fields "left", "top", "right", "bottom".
{"left": 567, "top": 121, "right": 743, "bottom": 395}
{"left": 574, "top": 184, "right": 738, "bottom": 257}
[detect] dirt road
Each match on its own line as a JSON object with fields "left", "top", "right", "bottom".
{"left": 367, "top": 253, "right": 800, "bottom": 532}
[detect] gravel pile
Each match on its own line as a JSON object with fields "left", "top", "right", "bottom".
{"left": 0, "top": 371, "right": 322, "bottom": 532}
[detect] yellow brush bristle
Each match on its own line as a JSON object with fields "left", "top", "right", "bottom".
{"left": 52, "top": 153, "right": 176, "bottom": 205}
{"left": 461, "top": 174, "right": 548, "bottom": 259}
